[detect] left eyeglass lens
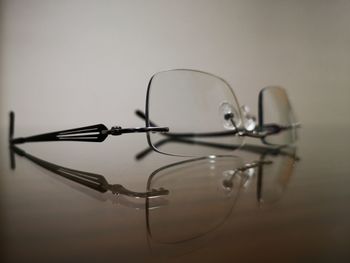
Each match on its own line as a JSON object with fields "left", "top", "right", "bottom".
{"left": 146, "top": 69, "right": 244, "bottom": 157}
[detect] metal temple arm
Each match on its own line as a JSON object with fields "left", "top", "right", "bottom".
{"left": 9, "top": 111, "right": 168, "bottom": 145}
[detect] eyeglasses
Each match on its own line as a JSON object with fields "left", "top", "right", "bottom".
{"left": 9, "top": 69, "right": 299, "bottom": 157}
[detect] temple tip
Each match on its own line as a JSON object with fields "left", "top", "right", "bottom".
{"left": 9, "top": 111, "right": 15, "bottom": 142}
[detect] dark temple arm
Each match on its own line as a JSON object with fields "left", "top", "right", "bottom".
{"left": 9, "top": 111, "right": 168, "bottom": 145}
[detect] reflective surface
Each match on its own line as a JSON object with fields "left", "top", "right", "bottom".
{"left": 1, "top": 125, "right": 350, "bottom": 262}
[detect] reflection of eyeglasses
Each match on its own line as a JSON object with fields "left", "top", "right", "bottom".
{"left": 10, "top": 142, "right": 297, "bottom": 246}
{"left": 146, "top": 147, "right": 298, "bottom": 244}
{"left": 10, "top": 145, "right": 169, "bottom": 198}
{"left": 9, "top": 69, "right": 299, "bottom": 157}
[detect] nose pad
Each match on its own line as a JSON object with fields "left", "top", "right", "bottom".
{"left": 240, "top": 105, "right": 257, "bottom": 131}
{"left": 221, "top": 169, "right": 241, "bottom": 197}
{"left": 221, "top": 170, "right": 236, "bottom": 191}
{"left": 219, "top": 102, "right": 241, "bottom": 130}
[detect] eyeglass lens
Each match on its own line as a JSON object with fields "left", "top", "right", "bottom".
{"left": 259, "top": 86, "right": 298, "bottom": 146}
{"left": 146, "top": 69, "right": 244, "bottom": 157}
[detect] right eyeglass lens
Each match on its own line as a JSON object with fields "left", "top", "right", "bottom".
{"left": 259, "top": 86, "right": 298, "bottom": 145}
{"left": 146, "top": 69, "right": 244, "bottom": 157}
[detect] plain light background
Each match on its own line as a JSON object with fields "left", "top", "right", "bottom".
{"left": 1, "top": 0, "right": 349, "bottom": 132}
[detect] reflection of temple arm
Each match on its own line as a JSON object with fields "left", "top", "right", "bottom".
{"left": 11, "top": 145, "right": 168, "bottom": 198}
{"left": 12, "top": 146, "right": 109, "bottom": 192}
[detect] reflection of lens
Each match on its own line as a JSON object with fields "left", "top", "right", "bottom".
{"left": 259, "top": 150, "right": 296, "bottom": 204}
{"left": 259, "top": 86, "right": 298, "bottom": 145}
{"left": 146, "top": 69, "right": 244, "bottom": 157}
{"left": 146, "top": 156, "right": 243, "bottom": 244}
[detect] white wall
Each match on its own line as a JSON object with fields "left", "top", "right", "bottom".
{"left": 1, "top": 0, "right": 349, "bottom": 131}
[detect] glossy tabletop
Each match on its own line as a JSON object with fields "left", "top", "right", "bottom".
{"left": 0, "top": 125, "right": 349, "bottom": 263}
